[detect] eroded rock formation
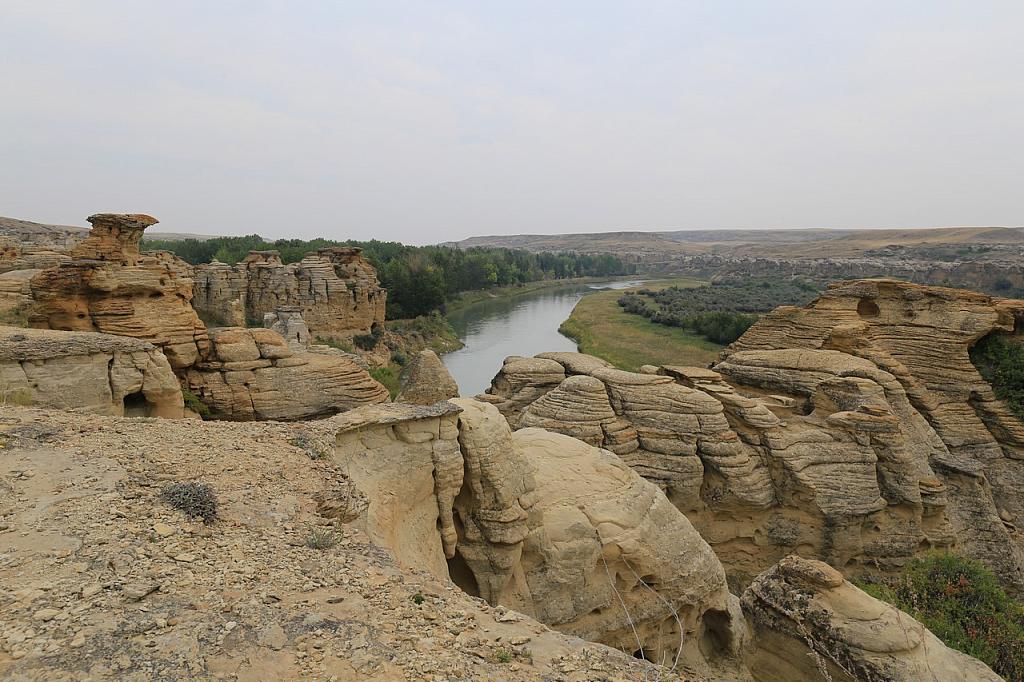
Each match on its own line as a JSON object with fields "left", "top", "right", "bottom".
{"left": 0, "top": 326, "right": 183, "bottom": 417}
{"left": 480, "top": 280, "right": 1024, "bottom": 592}
{"left": 741, "top": 556, "right": 1000, "bottom": 681}
{"left": 28, "top": 214, "right": 210, "bottom": 369}
{"left": 263, "top": 306, "right": 310, "bottom": 351}
{"left": 395, "top": 349, "right": 460, "bottom": 404}
{"left": 184, "top": 327, "right": 389, "bottom": 420}
{"left": 193, "top": 248, "right": 386, "bottom": 341}
{"left": 312, "top": 398, "right": 748, "bottom": 675}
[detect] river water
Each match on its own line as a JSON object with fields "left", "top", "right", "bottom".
{"left": 442, "top": 280, "right": 644, "bottom": 396}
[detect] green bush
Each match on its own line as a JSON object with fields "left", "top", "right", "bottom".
{"left": 161, "top": 482, "right": 218, "bottom": 524}
{"left": 353, "top": 325, "right": 383, "bottom": 350}
{"left": 858, "top": 553, "right": 1024, "bottom": 679}
{"left": 181, "top": 388, "right": 210, "bottom": 418}
{"left": 369, "top": 365, "right": 401, "bottom": 399}
{"left": 316, "top": 336, "right": 354, "bottom": 353}
{"left": 971, "top": 334, "right": 1024, "bottom": 421}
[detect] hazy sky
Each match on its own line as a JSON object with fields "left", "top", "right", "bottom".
{"left": 2, "top": 2, "right": 1022, "bottom": 243}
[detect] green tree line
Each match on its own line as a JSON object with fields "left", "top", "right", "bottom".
{"left": 142, "top": 235, "right": 635, "bottom": 319}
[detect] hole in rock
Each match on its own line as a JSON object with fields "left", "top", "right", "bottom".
{"left": 698, "top": 608, "right": 733, "bottom": 659}
{"left": 447, "top": 552, "right": 480, "bottom": 599}
{"left": 122, "top": 391, "right": 151, "bottom": 417}
{"left": 857, "top": 298, "right": 880, "bottom": 317}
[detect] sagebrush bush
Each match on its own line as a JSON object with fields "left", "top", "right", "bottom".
{"left": 306, "top": 528, "right": 338, "bottom": 550}
{"left": 161, "top": 482, "right": 218, "bottom": 523}
{"left": 858, "top": 553, "right": 1024, "bottom": 679}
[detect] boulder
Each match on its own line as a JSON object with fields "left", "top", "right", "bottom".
{"left": 395, "top": 349, "right": 460, "bottom": 404}
{"left": 0, "top": 325, "right": 183, "bottom": 417}
{"left": 185, "top": 327, "right": 389, "bottom": 421}
{"left": 741, "top": 556, "right": 1001, "bottom": 681}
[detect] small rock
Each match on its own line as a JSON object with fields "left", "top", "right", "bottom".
{"left": 33, "top": 608, "right": 60, "bottom": 622}
{"left": 153, "top": 522, "right": 176, "bottom": 538}
{"left": 122, "top": 582, "right": 159, "bottom": 601}
{"left": 80, "top": 583, "right": 102, "bottom": 599}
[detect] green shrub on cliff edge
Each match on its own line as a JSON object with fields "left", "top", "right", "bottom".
{"left": 857, "top": 553, "right": 1024, "bottom": 679}
{"left": 970, "top": 334, "right": 1024, "bottom": 421}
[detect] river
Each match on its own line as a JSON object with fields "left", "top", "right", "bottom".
{"left": 442, "top": 279, "right": 644, "bottom": 396}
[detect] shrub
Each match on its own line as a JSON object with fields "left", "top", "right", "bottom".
{"left": 369, "top": 365, "right": 401, "bottom": 399}
{"left": 858, "top": 553, "right": 1024, "bottom": 679}
{"left": 390, "top": 351, "right": 408, "bottom": 366}
{"left": 353, "top": 332, "right": 378, "bottom": 350}
{"left": 161, "top": 482, "right": 218, "bottom": 523}
{"left": 316, "top": 336, "right": 354, "bottom": 353}
{"left": 970, "top": 334, "right": 1024, "bottom": 421}
{"left": 306, "top": 528, "right": 338, "bottom": 550}
{"left": 181, "top": 388, "right": 210, "bottom": 418}
{"left": 0, "top": 385, "right": 33, "bottom": 406}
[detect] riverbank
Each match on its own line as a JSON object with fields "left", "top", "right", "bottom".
{"left": 558, "top": 278, "right": 723, "bottom": 371}
{"left": 444, "top": 275, "right": 639, "bottom": 315}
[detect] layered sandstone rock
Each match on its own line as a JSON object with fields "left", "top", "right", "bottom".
{"left": 741, "top": 556, "right": 1000, "bottom": 681}
{"left": 184, "top": 327, "right": 389, "bottom": 421}
{"left": 481, "top": 280, "right": 1024, "bottom": 592}
{"left": 193, "top": 248, "right": 386, "bottom": 341}
{"left": 0, "top": 239, "right": 69, "bottom": 274}
{"left": 0, "top": 326, "right": 183, "bottom": 417}
{"left": 28, "top": 214, "right": 209, "bottom": 369}
{"left": 314, "top": 397, "right": 748, "bottom": 676}
{"left": 263, "top": 306, "right": 311, "bottom": 351}
{"left": 395, "top": 349, "right": 460, "bottom": 404}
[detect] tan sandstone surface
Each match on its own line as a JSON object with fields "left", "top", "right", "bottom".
{"left": 184, "top": 327, "right": 388, "bottom": 421}
{"left": 0, "top": 406, "right": 694, "bottom": 682}
{"left": 742, "top": 556, "right": 1001, "bottom": 681}
{"left": 0, "top": 326, "right": 183, "bottom": 418}
{"left": 480, "top": 280, "right": 1024, "bottom": 593}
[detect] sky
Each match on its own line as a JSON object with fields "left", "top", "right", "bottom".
{"left": 1, "top": 2, "right": 1022, "bottom": 244}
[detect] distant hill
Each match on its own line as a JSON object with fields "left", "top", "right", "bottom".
{"left": 0, "top": 215, "right": 218, "bottom": 246}
{"left": 451, "top": 226, "right": 1024, "bottom": 258}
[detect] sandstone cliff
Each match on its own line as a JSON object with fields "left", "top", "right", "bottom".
{"left": 302, "top": 398, "right": 750, "bottom": 678}
{"left": 23, "top": 215, "right": 392, "bottom": 421}
{"left": 192, "top": 248, "right": 386, "bottom": 341}
{"left": 480, "top": 280, "right": 1024, "bottom": 593}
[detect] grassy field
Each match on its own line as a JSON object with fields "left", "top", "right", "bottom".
{"left": 558, "top": 278, "right": 723, "bottom": 371}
